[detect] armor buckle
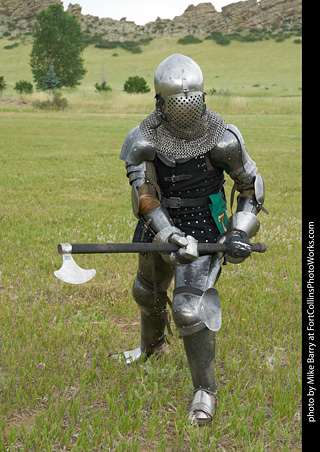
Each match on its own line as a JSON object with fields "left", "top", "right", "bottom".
{"left": 168, "top": 197, "right": 181, "bottom": 208}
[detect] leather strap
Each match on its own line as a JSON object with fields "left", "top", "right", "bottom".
{"left": 163, "top": 196, "right": 209, "bottom": 209}
{"left": 173, "top": 286, "right": 204, "bottom": 297}
{"left": 163, "top": 174, "right": 193, "bottom": 183}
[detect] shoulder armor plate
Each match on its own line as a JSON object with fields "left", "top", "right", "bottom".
{"left": 120, "top": 126, "right": 156, "bottom": 165}
{"left": 210, "top": 124, "right": 257, "bottom": 184}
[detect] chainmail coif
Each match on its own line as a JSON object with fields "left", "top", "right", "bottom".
{"left": 139, "top": 108, "right": 227, "bottom": 160}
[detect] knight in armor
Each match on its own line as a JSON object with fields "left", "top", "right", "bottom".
{"left": 119, "top": 54, "right": 266, "bottom": 424}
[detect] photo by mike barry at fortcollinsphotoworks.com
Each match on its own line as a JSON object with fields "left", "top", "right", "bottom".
{"left": 304, "top": 221, "right": 317, "bottom": 431}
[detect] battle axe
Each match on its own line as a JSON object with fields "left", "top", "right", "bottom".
{"left": 54, "top": 241, "right": 267, "bottom": 285}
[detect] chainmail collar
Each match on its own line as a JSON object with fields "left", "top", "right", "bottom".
{"left": 139, "top": 108, "right": 227, "bottom": 160}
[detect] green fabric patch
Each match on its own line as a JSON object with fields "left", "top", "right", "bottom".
{"left": 209, "top": 192, "right": 228, "bottom": 233}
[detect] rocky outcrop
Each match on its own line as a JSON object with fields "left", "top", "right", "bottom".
{"left": 66, "top": 3, "right": 82, "bottom": 19}
{"left": 0, "top": 0, "right": 302, "bottom": 40}
{"left": 75, "top": 0, "right": 302, "bottom": 41}
{"left": 218, "top": 0, "right": 302, "bottom": 33}
{"left": 0, "top": 0, "right": 62, "bottom": 19}
{"left": 144, "top": 0, "right": 302, "bottom": 36}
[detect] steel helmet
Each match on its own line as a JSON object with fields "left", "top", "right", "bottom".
{"left": 154, "top": 54, "right": 205, "bottom": 129}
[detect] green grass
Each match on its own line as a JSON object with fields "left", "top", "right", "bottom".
{"left": 1, "top": 35, "right": 301, "bottom": 97}
{"left": 0, "top": 36, "right": 301, "bottom": 451}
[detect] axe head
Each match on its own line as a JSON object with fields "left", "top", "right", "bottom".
{"left": 54, "top": 243, "right": 96, "bottom": 285}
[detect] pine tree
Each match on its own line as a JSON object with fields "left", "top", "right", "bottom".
{"left": 41, "top": 66, "right": 60, "bottom": 91}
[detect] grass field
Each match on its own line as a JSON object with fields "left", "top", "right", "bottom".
{"left": 1, "top": 34, "right": 301, "bottom": 97}
{"left": 0, "top": 35, "right": 302, "bottom": 451}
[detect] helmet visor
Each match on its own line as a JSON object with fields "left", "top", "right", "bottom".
{"left": 165, "top": 91, "right": 204, "bottom": 129}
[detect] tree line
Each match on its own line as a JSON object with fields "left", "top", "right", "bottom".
{"left": 1, "top": 3, "right": 301, "bottom": 100}
{"left": 0, "top": 3, "right": 151, "bottom": 99}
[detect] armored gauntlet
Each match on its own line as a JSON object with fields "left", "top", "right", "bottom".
{"left": 153, "top": 226, "right": 199, "bottom": 265}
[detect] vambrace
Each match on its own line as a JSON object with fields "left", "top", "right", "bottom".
{"left": 126, "top": 162, "right": 196, "bottom": 266}
{"left": 122, "top": 126, "right": 163, "bottom": 225}
{"left": 229, "top": 172, "right": 267, "bottom": 238}
{"left": 126, "top": 161, "right": 161, "bottom": 218}
{"left": 126, "top": 161, "right": 180, "bottom": 237}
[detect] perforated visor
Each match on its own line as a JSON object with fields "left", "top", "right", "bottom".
{"left": 165, "top": 92, "right": 204, "bottom": 129}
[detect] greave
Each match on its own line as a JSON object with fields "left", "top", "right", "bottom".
{"left": 140, "top": 310, "right": 166, "bottom": 356}
{"left": 133, "top": 271, "right": 171, "bottom": 356}
{"left": 182, "top": 327, "right": 216, "bottom": 394}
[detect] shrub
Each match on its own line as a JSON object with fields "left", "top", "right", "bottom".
{"left": 87, "top": 34, "right": 152, "bottom": 53}
{"left": 94, "top": 81, "right": 112, "bottom": 93}
{"left": 93, "top": 37, "right": 143, "bottom": 54}
{"left": 177, "top": 35, "right": 203, "bottom": 45}
{"left": 51, "top": 91, "right": 68, "bottom": 110}
{"left": 139, "top": 37, "right": 153, "bottom": 45}
{"left": 204, "top": 26, "right": 301, "bottom": 46}
{"left": 207, "top": 87, "right": 217, "bottom": 95}
{"left": 120, "top": 41, "right": 142, "bottom": 53}
{"left": 205, "top": 31, "right": 230, "bottom": 45}
{"left": 14, "top": 80, "right": 33, "bottom": 95}
{"left": 32, "top": 99, "right": 52, "bottom": 110}
{"left": 94, "top": 39, "right": 118, "bottom": 49}
{"left": 214, "top": 35, "right": 231, "bottom": 45}
{"left": 0, "top": 76, "right": 6, "bottom": 97}
{"left": 4, "top": 42, "right": 19, "bottom": 50}
{"left": 33, "top": 91, "right": 68, "bottom": 110}
{"left": 126, "top": 45, "right": 142, "bottom": 54}
{"left": 123, "top": 76, "right": 150, "bottom": 94}
{"left": 205, "top": 31, "right": 224, "bottom": 41}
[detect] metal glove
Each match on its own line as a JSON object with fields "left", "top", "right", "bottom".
{"left": 218, "top": 229, "right": 251, "bottom": 264}
{"left": 154, "top": 227, "right": 199, "bottom": 265}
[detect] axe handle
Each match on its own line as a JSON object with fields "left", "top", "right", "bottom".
{"left": 58, "top": 242, "right": 267, "bottom": 255}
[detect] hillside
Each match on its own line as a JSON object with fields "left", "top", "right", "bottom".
{"left": 0, "top": 0, "right": 302, "bottom": 41}
{"left": 0, "top": 34, "right": 302, "bottom": 100}
{"left": 0, "top": 0, "right": 302, "bottom": 105}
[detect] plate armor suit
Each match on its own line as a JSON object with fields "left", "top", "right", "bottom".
{"left": 119, "top": 54, "right": 266, "bottom": 424}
